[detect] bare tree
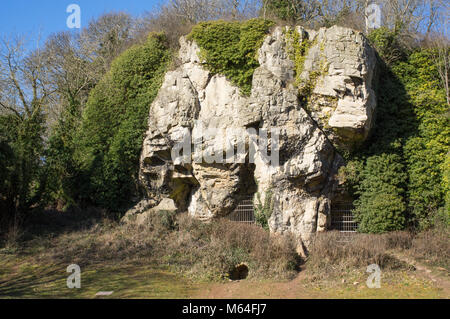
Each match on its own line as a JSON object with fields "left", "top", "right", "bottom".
{"left": 218, "top": 0, "right": 262, "bottom": 20}
{"left": 0, "top": 35, "right": 53, "bottom": 119}
{"left": 39, "top": 13, "right": 138, "bottom": 126}
{"left": 0, "top": 34, "right": 53, "bottom": 217}
{"left": 141, "top": 0, "right": 262, "bottom": 49}
{"left": 167, "top": 0, "right": 224, "bottom": 23}
{"left": 79, "top": 12, "right": 137, "bottom": 76}
{"left": 165, "top": 0, "right": 262, "bottom": 23}
{"left": 433, "top": 39, "right": 450, "bottom": 105}
{"left": 42, "top": 32, "right": 94, "bottom": 125}
{"left": 319, "top": 0, "right": 367, "bottom": 29}
{"left": 428, "top": 1, "right": 450, "bottom": 105}
{"left": 261, "top": 0, "right": 322, "bottom": 25}
{"left": 378, "top": 0, "right": 445, "bottom": 44}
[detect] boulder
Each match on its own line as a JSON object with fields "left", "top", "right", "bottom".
{"left": 122, "top": 198, "right": 178, "bottom": 225}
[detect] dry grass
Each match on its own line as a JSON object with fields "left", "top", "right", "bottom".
{"left": 306, "top": 231, "right": 409, "bottom": 282}
{"left": 305, "top": 228, "right": 449, "bottom": 285}
{"left": 409, "top": 228, "right": 450, "bottom": 269}
{"left": 171, "top": 214, "right": 300, "bottom": 281}
{"left": 2, "top": 208, "right": 448, "bottom": 287}
{"left": 22, "top": 212, "right": 299, "bottom": 282}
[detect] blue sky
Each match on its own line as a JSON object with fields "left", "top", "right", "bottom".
{"left": 0, "top": 0, "right": 161, "bottom": 40}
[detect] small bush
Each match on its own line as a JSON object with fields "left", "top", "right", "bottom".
{"left": 254, "top": 190, "right": 274, "bottom": 230}
{"left": 352, "top": 154, "right": 407, "bottom": 233}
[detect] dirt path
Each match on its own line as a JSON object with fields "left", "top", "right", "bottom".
{"left": 193, "top": 257, "right": 450, "bottom": 299}
{"left": 389, "top": 251, "right": 450, "bottom": 296}
{"left": 193, "top": 270, "right": 322, "bottom": 299}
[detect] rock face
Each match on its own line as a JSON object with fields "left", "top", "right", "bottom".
{"left": 134, "top": 25, "right": 377, "bottom": 253}
{"left": 122, "top": 198, "right": 177, "bottom": 225}
{"left": 298, "top": 26, "right": 377, "bottom": 147}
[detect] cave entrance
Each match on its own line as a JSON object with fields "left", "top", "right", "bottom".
{"left": 226, "top": 197, "right": 255, "bottom": 224}
{"left": 330, "top": 201, "right": 358, "bottom": 234}
{"left": 225, "top": 163, "right": 257, "bottom": 224}
{"left": 229, "top": 263, "right": 249, "bottom": 280}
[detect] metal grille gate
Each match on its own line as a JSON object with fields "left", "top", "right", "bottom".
{"left": 227, "top": 197, "right": 255, "bottom": 224}
{"left": 226, "top": 199, "right": 357, "bottom": 232}
{"left": 331, "top": 201, "right": 358, "bottom": 233}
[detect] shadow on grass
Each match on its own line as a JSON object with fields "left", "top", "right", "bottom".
{"left": 0, "top": 259, "right": 198, "bottom": 299}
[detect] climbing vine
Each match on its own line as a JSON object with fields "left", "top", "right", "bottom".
{"left": 188, "top": 19, "right": 274, "bottom": 96}
{"left": 254, "top": 189, "right": 274, "bottom": 230}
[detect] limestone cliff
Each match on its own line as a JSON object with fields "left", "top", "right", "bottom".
{"left": 129, "top": 25, "right": 378, "bottom": 253}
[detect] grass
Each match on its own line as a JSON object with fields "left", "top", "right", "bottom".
{"left": 0, "top": 210, "right": 448, "bottom": 299}
{"left": 313, "top": 273, "right": 443, "bottom": 299}
{"left": 1, "top": 209, "right": 299, "bottom": 287}
{"left": 0, "top": 254, "right": 199, "bottom": 299}
{"left": 1, "top": 252, "right": 445, "bottom": 299}
{"left": 301, "top": 230, "right": 449, "bottom": 298}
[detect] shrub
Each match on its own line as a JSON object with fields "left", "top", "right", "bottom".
{"left": 43, "top": 99, "right": 84, "bottom": 208}
{"left": 368, "top": 27, "right": 407, "bottom": 65}
{"left": 352, "top": 154, "right": 407, "bottom": 233}
{"left": 74, "top": 33, "right": 171, "bottom": 211}
{"left": 0, "top": 112, "right": 46, "bottom": 221}
{"left": 187, "top": 19, "right": 274, "bottom": 96}
{"left": 254, "top": 189, "right": 274, "bottom": 230}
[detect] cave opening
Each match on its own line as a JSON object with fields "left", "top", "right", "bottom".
{"left": 226, "top": 163, "right": 258, "bottom": 224}
{"left": 229, "top": 263, "right": 249, "bottom": 280}
{"left": 330, "top": 200, "right": 358, "bottom": 234}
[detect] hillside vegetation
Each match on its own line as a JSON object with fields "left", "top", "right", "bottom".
{"left": 0, "top": 2, "right": 448, "bottom": 299}
{"left": 0, "top": 0, "right": 448, "bottom": 276}
{"left": 46, "top": 33, "right": 171, "bottom": 212}
{"left": 341, "top": 29, "right": 449, "bottom": 232}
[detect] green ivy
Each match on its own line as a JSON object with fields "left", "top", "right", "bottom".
{"left": 368, "top": 27, "right": 407, "bottom": 65}
{"left": 284, "top": 28, "right": 312, "bottom": 91}
{"left": 342, "top": 48, "right": 449, "bottom": 232}
{"left": 254, "top": 189, "right": 274, "bottom": 230}
{"left": 74, "top": 33, "right": 171, "bottom": 211}
{"left": 188, "top": 19, "right": 274, "bottom": 96}
{"left": 394, "top": 50, "right": 449, "bottom": 228}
